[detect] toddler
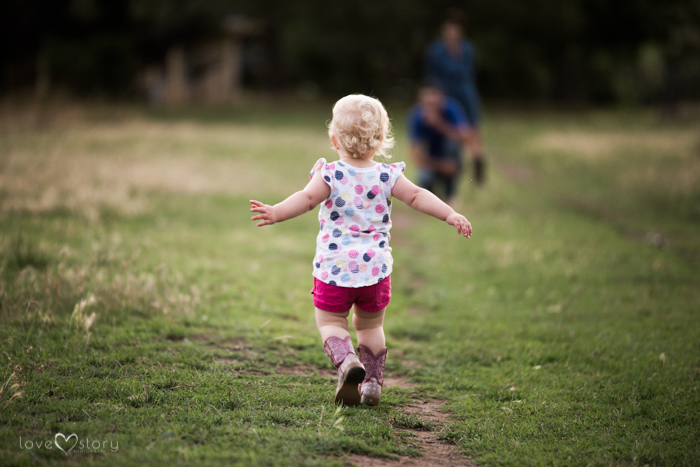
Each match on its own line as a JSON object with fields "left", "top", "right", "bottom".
{"left": 250, "top": 94, "right": 472, "bottom": 406}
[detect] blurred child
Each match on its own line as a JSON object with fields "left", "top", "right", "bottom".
{"left": 250, "top": 94, "right": 472, "bottom": 406}
{"left": 409, "top": 81, "right": 471, "bottom": 205}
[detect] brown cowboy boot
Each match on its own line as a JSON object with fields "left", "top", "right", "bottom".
{"left": 323, "top": 336, "right": 365, "bottom": 406}
{"left": 357, "top": 345, "right": 387, "bottom": 406}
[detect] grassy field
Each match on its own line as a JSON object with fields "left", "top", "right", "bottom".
{"left": 0, "top": 102, "right": 698, "bottom": 466}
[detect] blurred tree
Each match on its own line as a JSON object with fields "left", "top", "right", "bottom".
{"left": 0, "top": 0, "right": 698, "bottom": 104}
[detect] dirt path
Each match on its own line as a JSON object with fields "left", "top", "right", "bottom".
{"left": 274, "top": 365, "right": 473, "bottom": 466}
{"left": 343, "top": 397, "right": 473, "bottom": 467}
{"left": 211, "top": 337, "right": 473, "bottom": 466}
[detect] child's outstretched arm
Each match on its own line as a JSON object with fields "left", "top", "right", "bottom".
{"left": 392, "top": 174, "right": 472, "bottom": 238}
{"left": 250, "top": 170, "right": 330, "bottom": 227}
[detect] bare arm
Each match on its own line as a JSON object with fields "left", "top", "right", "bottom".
{"left": 457, "top": 127, "right": 471, "bottom": 145}
{"left": 250, "top": 170, "right": 330, "bottom": 226}
{"left": 423, "top": 111, "right": 467, "bottom": 141}
{"left": 431, "top": 119, "right": 464, "bottom": 140}
{"left": 392, "top": 174, "right": 472, "bottom": 238}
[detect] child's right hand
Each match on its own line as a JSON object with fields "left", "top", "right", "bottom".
{"left": 250, "top": 200, "right": 278, "bottom": 227}
{"left": 446, "top": 212, "right": 472, "bottom": 238}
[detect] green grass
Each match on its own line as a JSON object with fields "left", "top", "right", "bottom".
{"left": 1, "top": 103, "right": 698, "bottom": 466}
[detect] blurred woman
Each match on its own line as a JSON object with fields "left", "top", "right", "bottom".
{"left": 424, "top": 12, "right": 486, "bottom": 184}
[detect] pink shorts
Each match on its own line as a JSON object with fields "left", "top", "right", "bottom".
{"left": 311, "top": 276, "right": 391, "bottom": 313}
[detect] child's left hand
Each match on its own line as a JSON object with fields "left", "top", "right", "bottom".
{"left": 446, "top": 212, "right": 472, "bottom": 238}
{"left": 250, "top": 200, "right": 278, "bottom": 227}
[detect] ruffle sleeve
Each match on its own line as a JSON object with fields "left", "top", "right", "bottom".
{"left": 310, "top": 158, "right": 333, "bottom": 189}
{"left": 388, "top": 161, "right": 406, "bottom": 190}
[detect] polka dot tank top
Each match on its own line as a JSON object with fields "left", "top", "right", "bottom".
{"left": 310, "top": 158, "right": 406, "bottom": 288}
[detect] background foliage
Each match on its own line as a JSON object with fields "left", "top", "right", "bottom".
{"left": 2, "top": 0, "right": 700, "bottom": 103}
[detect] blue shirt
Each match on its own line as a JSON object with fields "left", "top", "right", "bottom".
{"left": 408, "top": 97, "right": 467, "bottom": 158}
{"left": 424, "top": 39, "right": 481, "bottom": 126}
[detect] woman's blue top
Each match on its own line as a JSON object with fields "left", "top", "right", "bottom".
{"left": 424, "top": 39, "right": 482, "bottom": 126}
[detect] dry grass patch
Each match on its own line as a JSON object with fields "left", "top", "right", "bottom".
{"left": 0, "top": 112, "right": 328, "bottom": 216}
{"left": 0, "top": 237, "right": 201, "bottom": 328}
{"left": 531, "top": 129, "right": 699, "bottom": 160}
{"left": 615, "top": 157, "right": 700, "bottom": 196}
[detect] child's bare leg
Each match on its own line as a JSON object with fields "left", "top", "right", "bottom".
{"left": 353, "top": 306, "right": 385, "bottom": 354}
{"left": 315, "top": 308, "right": 350, "bottom": 342}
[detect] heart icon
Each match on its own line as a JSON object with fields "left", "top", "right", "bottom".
{"left": 55, "top": 433, "right": 78, "bottom": 455}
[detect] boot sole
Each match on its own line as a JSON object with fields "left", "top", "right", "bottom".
{"left": 361, "top": 395, "right": 380, "bottom": 406}
{"left": 334, "top": 364, "right": 365, "bottom": 406}
{"left": 344, "top": 365, "right": 366, "bottom": 384}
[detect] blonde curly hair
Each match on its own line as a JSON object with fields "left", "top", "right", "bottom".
{"left": 328, "top": 94, "right": 394, "bottom": 160}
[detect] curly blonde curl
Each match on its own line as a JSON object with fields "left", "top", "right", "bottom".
{"left": 328, "top": 94, "right": 394, "bottom": 160}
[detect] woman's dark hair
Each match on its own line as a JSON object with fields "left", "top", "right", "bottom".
{"left": 442, "top": 8, "right": 466, "bottom": 29}
{"left": 419, "top": 79, "right": 444, "bottom": 93}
